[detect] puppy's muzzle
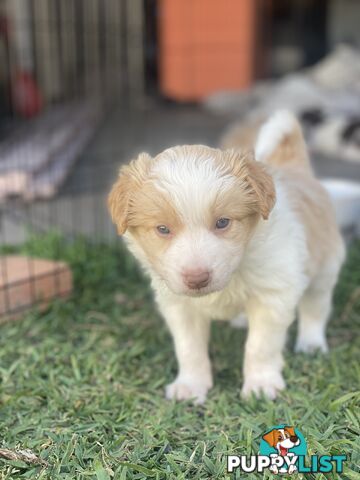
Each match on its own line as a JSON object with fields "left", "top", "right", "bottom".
{"left": 182, "top": 269, "right": 211, "bottom": 290}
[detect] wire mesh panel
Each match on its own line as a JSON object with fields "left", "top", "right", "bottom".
{"left": 0, "top": 0, "right": 146, "bottom": 319}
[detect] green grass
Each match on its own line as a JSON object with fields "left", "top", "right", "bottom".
{"left": 0, "top": 232, "right": 359, "bottom": 479}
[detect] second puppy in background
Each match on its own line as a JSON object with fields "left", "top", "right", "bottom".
{"left": 108, "top": 111, "right": 345, "bottom": 403}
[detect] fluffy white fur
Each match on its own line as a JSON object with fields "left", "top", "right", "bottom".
{"left": 152, "top": 179, "right": 308, "bottom": 402}
{"left": 109, "top": 111, "right": 345, "bottom": 404}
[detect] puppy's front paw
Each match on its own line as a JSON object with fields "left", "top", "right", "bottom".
{"left": 165, "top": 377, "right": 211, "bottom": 404}
{"left": 241, "top": 371, "right": 285, "bottom": 400}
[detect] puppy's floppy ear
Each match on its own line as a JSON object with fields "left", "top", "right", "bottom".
{"left": 108, "top": 153, "right": 152, "bottom": 235}
{"left": 244, "top": 155, "right": 276, "bottom": 220}
{"left": 222, "top": 149, "right": 276, "bottom": 220}
{"left": 262, "top": 429, "right": 278, "bottom": 447}
{"left": 284, "top": 426, "right": 296, "bottom": 437}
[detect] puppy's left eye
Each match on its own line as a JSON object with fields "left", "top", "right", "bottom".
{"left": 215, "top": 218, "right": 230, "bottom": 229}
{"left": 156, "top": 225, "right": 171, "bottom": 236}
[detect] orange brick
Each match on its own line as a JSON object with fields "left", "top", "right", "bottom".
{"left": 0, "top": 256, "right": 73, "bottom": 322}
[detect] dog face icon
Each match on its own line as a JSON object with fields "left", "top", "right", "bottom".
{"left": 263, "top": 426, "right": 300, "bottom": 456}
{"left": 262, "top": 426, "right": 301, "bottom": 474}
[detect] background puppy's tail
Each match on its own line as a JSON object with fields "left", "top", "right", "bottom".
{"left": 255, "top": 110, "right": 312, "bottom": 172}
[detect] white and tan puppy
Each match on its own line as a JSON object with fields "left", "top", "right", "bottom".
{"left": 108, "top": 111, "right": 345, "bottom": 403}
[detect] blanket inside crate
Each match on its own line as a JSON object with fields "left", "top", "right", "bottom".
{"left": 0, "top": 99, "right": 102, "bottom": 201}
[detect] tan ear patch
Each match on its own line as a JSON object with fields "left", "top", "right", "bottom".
{"left": 284, "top": 426, "right": 296, "bottom": 437}
{"left": 107, "top": 153, "right": 152, "bottom": 235}
{"left": 262, "top": 429, "right": 278, "bottom": 448}
{"left": 219, "top": 150, "right": 276, "bottom": 220}
{"left": 244, "top": 157, "right": 276, "bottom": 220}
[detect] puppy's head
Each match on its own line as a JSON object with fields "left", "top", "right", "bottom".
{"left": 263, "top": 427, "right": 300, "bottom": 449}
{"left": 108, "top": 145, "right": 275, "bottom": 296}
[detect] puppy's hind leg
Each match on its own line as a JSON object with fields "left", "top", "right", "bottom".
{"left": 296, "top": 274, "right": 337, "bottom": 354}
{"left": 296, "top": 235, "right": 345, "bottom": 354}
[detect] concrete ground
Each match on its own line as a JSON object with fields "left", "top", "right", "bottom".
{"left": 1, "top": 101, "right": 359, "bottom": 244}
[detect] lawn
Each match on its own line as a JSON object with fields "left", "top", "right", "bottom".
{"left": 0, "top": 233, "right": 359, "bottom": 479}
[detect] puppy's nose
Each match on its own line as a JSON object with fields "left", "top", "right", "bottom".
{"left": 290, "top": 436, "right": 298, "bottom": 443}
{"left": 182, "top": 269, "right": 210, "bottom": 289}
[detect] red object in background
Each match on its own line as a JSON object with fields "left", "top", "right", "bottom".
{"left": 158, "top": 0, "right": 256, "bottom": 101}
{"left": 0, "top": 13, "right": 43, "bottom": 118}
{"left": 0, "top": 13, "right": 10, "bottom": 39}
{"left": 12, "top": 71, "right": 43, "bottom": 118}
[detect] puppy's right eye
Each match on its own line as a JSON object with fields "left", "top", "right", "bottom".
{"left": 215, "top": 218, "right": 230, "bottom": 230}
{"left": 156, "top": 225, "right": 171, "bottom": 236}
